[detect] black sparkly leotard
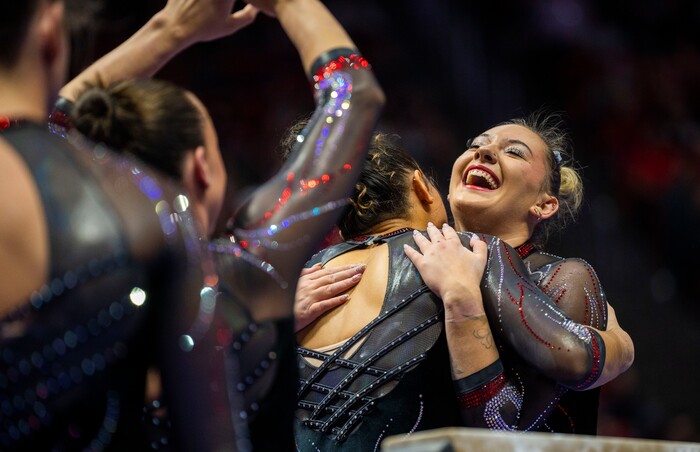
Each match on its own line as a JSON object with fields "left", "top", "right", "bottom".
{"left": 0, "top": 123, "right": 240, "bottom": 451}
{"left": 294, "top": 231, "right": 606, "bottom": 450}
{"left": 295, "top": 230, "right": 459, "bottom": 451}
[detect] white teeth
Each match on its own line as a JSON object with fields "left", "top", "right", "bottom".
{"left": 466, "top": 169, "right": 498, "bottom": 189}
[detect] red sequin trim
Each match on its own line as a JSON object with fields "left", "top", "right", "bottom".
{"left": 544, "top": 264, "right": 562, "bottom": 292}
{"left": 509, "top": 284, "right": 556, "bottom": 350}
{"left": 48, "top": 109, "right": 72, "bottom": 130}
{"left": 351, "top": 227, "right": 414, "bottom": 243}
{"left": 553, "top": 287, "right": 567, "bottom": 304}
{"left": 312, "top": 54, "right": 371, "bottom": 83}
{"left": 456, "top": 374, "right": 506, "bottom": 409}
{"left": 586, "top": 265, "right": 600, "bottom": 295}
{"left": 503, "top": 242, "right": 532, "bottom": 285}
{"left": 555, "top": 403, "right": 575, "bottom": 433}
{"left": 515, "top": 241, "right": 536, "bottom": 259}
{"left": 0, "top": 116, "right": 21, "bottom": 131}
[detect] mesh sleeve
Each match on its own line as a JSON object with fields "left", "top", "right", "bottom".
{"left": 536, "top": 257, "right": 608, "bottom": 330}
{"left": 477, "top": 235, "right": 606, "bottom": 391}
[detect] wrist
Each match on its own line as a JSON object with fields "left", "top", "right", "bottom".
{"left": 274, "top": 0, "right": 308, "bottom": 16}
{"left": 444, "top": 309, "right": 487, "bottom": 325}
{"left": 442, "top": 291, "right": 485, "bottom": 321}
{"left": 149, "top": 10, "right": 195, "bottom": 52}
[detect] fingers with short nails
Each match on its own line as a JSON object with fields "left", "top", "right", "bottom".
{"left": 294, "top": 263, "right": 365, "bottom": 331}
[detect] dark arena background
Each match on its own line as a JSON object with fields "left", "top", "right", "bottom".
{"left": 71, "top": 0, "right": 700, "bottom": 442}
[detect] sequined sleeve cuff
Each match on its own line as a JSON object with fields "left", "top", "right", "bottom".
{"left": 309, "top": 47, "right": 359, "bottom": 79}
{"left": 454, "top": 360, "right": 505, "bottom": 408}
{"left": 308, "top": 50, "right": 374, "bottom": 108}
{"left": 48, "top": 96, "right": 75, "bottom": 131}
{"left": 574, "top": 327, "right": 606, "bottom": 390}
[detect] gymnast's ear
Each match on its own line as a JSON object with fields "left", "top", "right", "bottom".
{"left": 412, "top": 169, "right": 436, "bottom": 205}
{"left": 530, "top": 193, "right": 559, "bottom": 220}
{"left": 193, "top": 146, "right": 211, "bottom": 190}
{"left": 180, "top": 146, "right": 210, "bottom": 198}
{"left": 37, "top": 1, "right": 66, "bottom": 69}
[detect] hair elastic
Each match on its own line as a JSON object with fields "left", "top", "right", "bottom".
{"left": 552, "top": 150, "right": 562, "bottom": 166}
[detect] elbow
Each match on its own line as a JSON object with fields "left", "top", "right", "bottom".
{"left": 352, "top": 74, "right": 386, "bottom": 114}
{"left": 598, "top": 327, "right": 636, "bottom": 387}
{"left": 618, "top": 330, "right": 635, "bottom": 374}
{"left": 541, "top": 335, "right": 600, "bottom": 391}
{"left": 570, "top": 329, "right": 635, "bottom": 390}
{"left": 359, "top": 84, "right": 386, "bottom": 115}
{"left": 370, "top": 83, "right": 386, "bottom": 111}
{"left": 626, "top": 342, "right": 635, "bottom": 372}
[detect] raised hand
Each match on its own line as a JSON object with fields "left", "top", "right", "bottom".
{"left": 294, "top": 263, "right": 365, "bottom": 332}
{"left": 241, "top": 0, "right": 358, "bottom": 73}
{"left": 160, "top": 0, "right": 258, "bottom": 46}
{"left": 60, "top": 0, "right": 258, "bottom": 101}
{"left": 243, "top": 0, "right": 279, "bottom": 17}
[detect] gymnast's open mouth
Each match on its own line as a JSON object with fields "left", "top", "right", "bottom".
{"left": 463, "top": 165, "right": 500, "bottom": 190}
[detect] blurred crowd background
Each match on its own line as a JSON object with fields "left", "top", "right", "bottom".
{"left": 72, "top": 0, "right": 700, "bottom": 442}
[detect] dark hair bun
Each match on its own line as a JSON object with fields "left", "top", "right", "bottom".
{"left": 73, "top": 87, "right": 116, "bottom": 145}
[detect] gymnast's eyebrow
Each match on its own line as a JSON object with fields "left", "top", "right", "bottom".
{"left": 504, "top": 138, "right": 533, "bottom": 157}
{"left": 471, "top": 134, "right": 534, "bottom": 157}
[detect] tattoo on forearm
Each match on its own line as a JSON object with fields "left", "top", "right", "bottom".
{"left": 473, "top": 327, "right": 493, "bottom": 349}
{"left": 461, "top": 314, "right": 494, "bottom": 349}
{"left": 449, "top": 314, "right": 494, "bottom": 378}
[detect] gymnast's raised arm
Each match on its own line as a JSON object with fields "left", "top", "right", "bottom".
{"left": 222, "top": 0, "right": 385, "bottom": 321}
